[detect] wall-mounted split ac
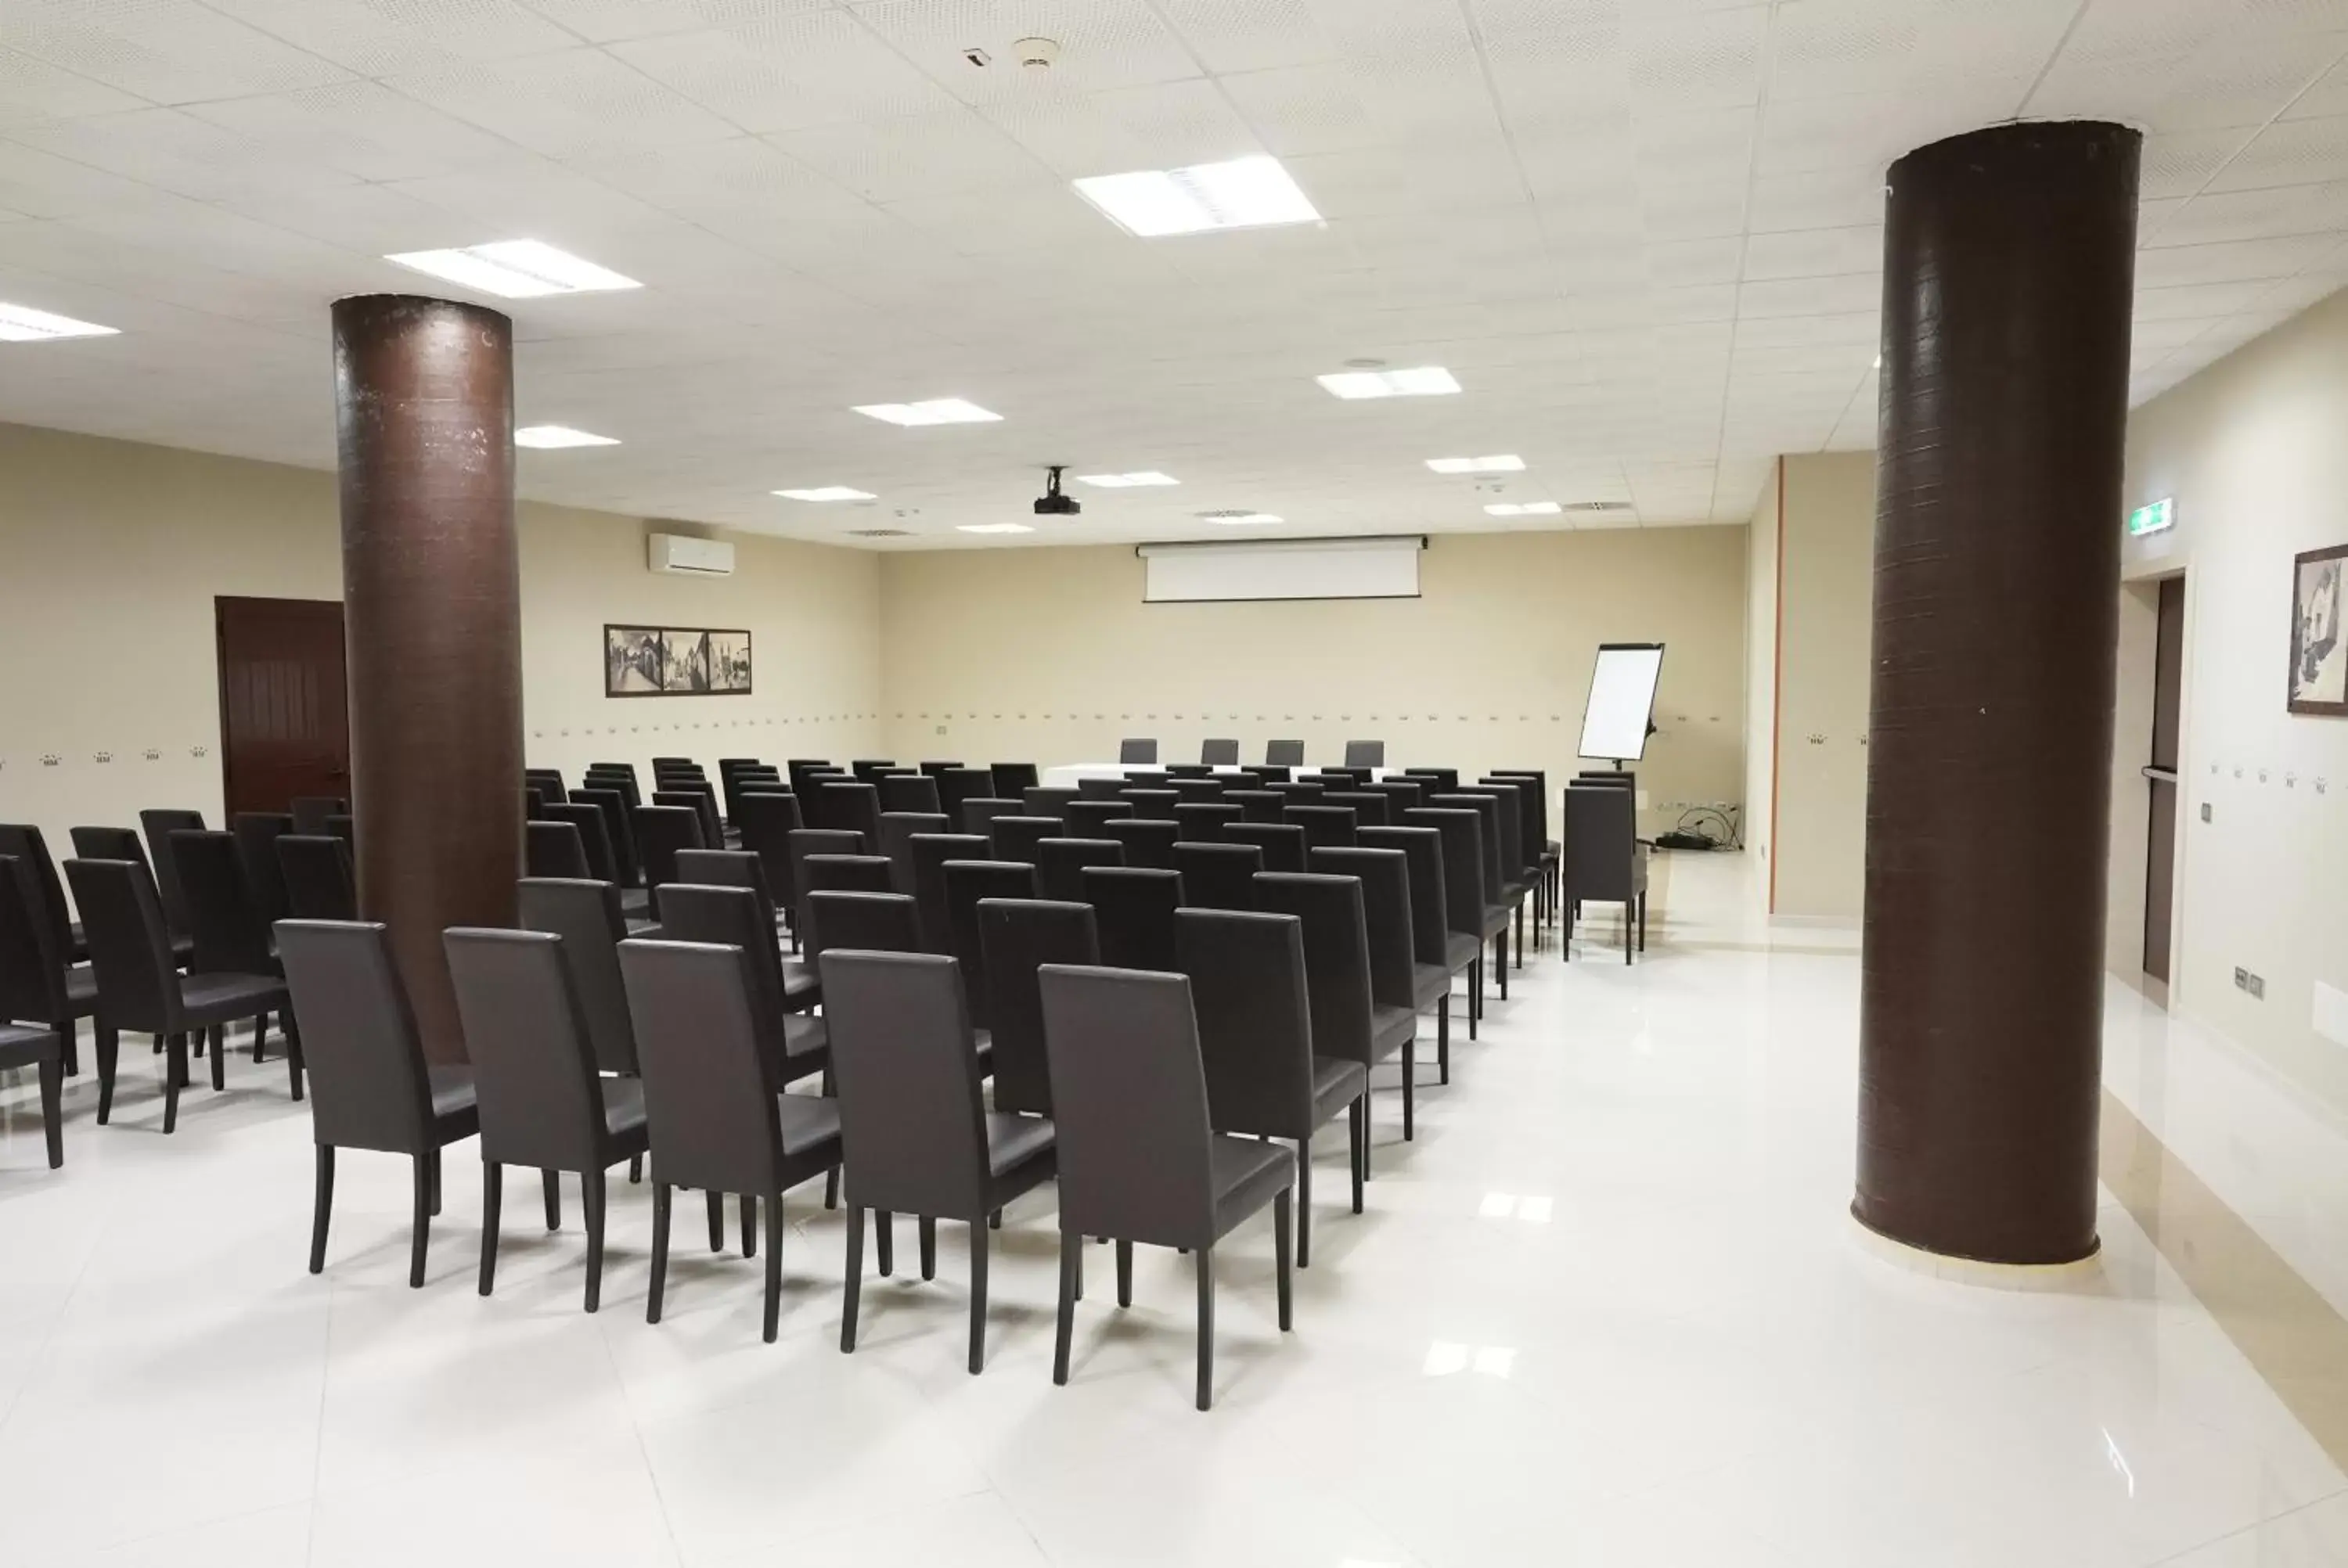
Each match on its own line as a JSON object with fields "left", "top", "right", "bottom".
{"left": 648, "top": 532, "right": 734, "bottom": 577}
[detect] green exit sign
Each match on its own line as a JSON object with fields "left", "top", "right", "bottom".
{"left": 2128, "top": 497, "right": 2175, "bottom": 538}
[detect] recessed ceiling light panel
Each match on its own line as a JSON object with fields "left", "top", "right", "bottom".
{"left": 385, "top": 240, "right": 640, "bottom": 299}
{"left": 1074, "top": 155, "right": 1320, "bottom": 237}
{"left": 514, "top": 425, "right": 618, "bottom": 448}
{"left": 1075, "top": 471, "right": 1179, "bottom": 487}
{"left": 0, "top": 301, "right": 120, "bottom": 341}
{"left": 1318, "top": 366, "right": 1460, "bottom": 400}
{"left": 774, "top": 486, "right": 875, "bottom": 502}
{"left": 959, "top": 523, "right": 1034, "bottom": 534}
{"left": 1483, "top": 501, "right": 1561, "bottom": 516}
{"left": 854, "top": 398, "right": 1003, "bottom": 426}
{"left": 1427, "top": 455, "right": 1525, "bottom": 474}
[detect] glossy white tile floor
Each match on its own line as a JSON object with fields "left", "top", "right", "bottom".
{"left": 0, "top": 855, "right": 2341, "bottom": 1567}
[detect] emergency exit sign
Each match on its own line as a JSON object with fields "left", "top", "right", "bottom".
{"left": 2128, "top": 497, "right": 2174, "bottom": 538}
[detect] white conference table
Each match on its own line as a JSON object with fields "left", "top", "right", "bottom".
{"left": 1039, "top": 761, "right": 1395, "bottom": 789}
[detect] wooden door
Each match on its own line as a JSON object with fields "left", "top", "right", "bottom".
{"left": 216, "top": 596, "right": 350, "bottom": 818}
{"left": 2144, "top": 575, "right": 2184, "bottom": 983}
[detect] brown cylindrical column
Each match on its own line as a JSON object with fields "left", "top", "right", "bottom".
{"left": 333, "top": 294, "right": 521, "bottom": 1064}
{"left": 1855, "top": 122, "right": 2141, "bottom": 1264}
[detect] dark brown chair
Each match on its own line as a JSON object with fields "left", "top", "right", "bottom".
{"left": 290, "top": 796, "right": 346, "bottom": 836}
{"left": 276, "top": 919, "right": 472, "bottom": 1285}
{"left": 0, "top": 854, "right": 94, "bottom": 1079}
{"left": 878, "top": 774, "right": 942, "bottom": 815}
{"left": 542, "top": 803, "right": 620, "bottom": 885}
{"left": 1022, "top": 786, "right": 1079, "bottom": 817}
{"left": 1101, "top": 817, "right": 1179, "bottom": 871}
{"left": 805, "top": 890, "right": 922, "bottom": 958}
{"left": 1074, "top": 775, "right": 1129, "bottom": 802}
{"left": 918, "top": 760, "right": 961, "bottom": 778}
{"left": 1201, "top": 738, "right": 1240, "bottom": 766}
{"left": 619, "top": 939, "right": 844, "bottom": 1343}
{"left": 633, "top": 805, "right": 704, "bottom": 898}
{"left": 1358, "top": 826, "right": 1461, "bottom": 1081}
{"left": 139, "top": 809, "right": 206, "bottom": 940}
{"left": 1065, "top": 799, "right": 1133, "bottom": 837}
{"left": 1174, "top": 841, "right": 1261, "bottom": 912}
{"left": 517, "top": 878, "right": 638, "bottom": 1075}
{"left": 1253, "top": 869, "right": 1414, "bottom": 1165}
{"left": 800, "top": 854, "right": 896, "bottom": 906}
{"left": 674, "top": 846, "right": 813, "bottom": 1002}
{"left": 1035, "top": 837, "right": 1122, "bottom": 902}
{"left": 445, "top": 927, "right": 650, "bottom": 1310}
{"left": 960, "top": 797, "right": 1021, "bottom": 839}
{"left": 1263, "top": 779, "right": 1325, "bottom": 801}
{"left": 1564, "top": 783, "right": 1647, "bottom": 964}
{"left": 991, "top": 814, "right": 1063, "bottom": 864}
{"left": 1463, "top": 781, "right": 1535, "bottom": 964}
{"left": 655, "top": 884, "right": 830, "bottom": 1070}
{"left": 943, "top": 859, "right": 1039, "bottom": 1029}
{"left": 733, "top": 789, "right": 804, "bottom": 938}
{"left": 880, "top": 811, "right": 949, "bottom": 897}
{"left": 1403, "top": 766, "right": 1459, "bottom": 793}
{"left": 1118, "top": 789, "right": 1179, "bottom": 820}
{"left": 1118, "top": 738, "right": 1158, "bottom": 764}
{"left": 849, "top": 759, "right": 899, "bottom": 783}
{"left": 1226, "top": 821, "right": 1306, "bottom": 872}
{"left": 1489, "top": 769, "right": 1560, "bottom": 928}
{"left": 0, "top": 1022, "right": 63, "bottom": 1168}
{"left": 936, "top": 768, "right": 998, "bottom": 826}
{"left": 279, "top": 833, "right": 358, "bottom": 920}
{"left": 70, "top": 827, "right": 191, "bottom": 966}
{"left": 1284, "top": 804, "right": 1357, "bottom": 852}
{"left": 1323, "top": 790, "right": 1390, "bottom": 829}
{"left": 522, "top": 819, "right": 585, "bottom": 881}
{"left": 657, "top": 783, "right": 724, "bottom": 851}
{"left": 1432, "top": 793, "right": 1517, "bottom": 996}
{"left": 1297, "top": 855, "right": 1428, "bottom": 1138}
{"left": 572, "top": 787, "right": 643, "bottom": 894}
{"left": 816, "top": 782, "right": 884, "bottom": 851}
{"left": 909, "top": 833, "right": 989, "bottom": 955}
{"left": 1039, "top": 963, "right": 1294, "bottom": 1409}
{"left": 1083, "top": 866, "right": 1182, "bottom": 972}
{"left": 976, "top": 897, "right": 1097, "bottom": 1117}
{"left": 1265, "top": 739, "right": 1305, "bottom": 768}
{"left": 0, "top": 825, "right": 81, "bottom": 962}
{"left": 821, "top": 950, "right": 1057, "bottom": 1373}
{"left": 787, "top": 829, "right": 866, "bottom": 935}
{"left": 1173, "top": 803, "right": 1241, "bottom": 843}
{"left": 1405, "top": 807, "right": 1490, "bottom": 1034}
{"left": 990, "top": 763, "right": 1040, "bottom": 797}
{"left": 1224, "top": 789, "right": 1284, "bottom": 825}
{"left": 231, "top": 811, "right": 296, "bottom": 928}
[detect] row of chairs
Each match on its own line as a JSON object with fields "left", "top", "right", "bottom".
{"left": 1115, "top": 739, "right": 1385, "bottom": 768}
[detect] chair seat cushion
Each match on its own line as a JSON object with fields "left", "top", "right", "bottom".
{"left": 772, "top": 1013, "right": 828, "bottom": 1086}
{"left": 427, "top": 1065, "right": 481, "bottom": 1142}
{"left": 1410, "top": 962, "right": 1451, "bottom": 1010}
{"left": 985, "top": 1111, "right": 1056, "bottom": 1180}
{"left": 1311, "top": 1055, "right": 1368, "bottom": 1124}
{"left": 1209, "top": 1134, "right": 1295, "bottom": 1238}
{"left": 63, "top": 966, "right": 99, "bottom": 1011}
{"left": 178, "top": 971, "right": 289, "bottom": 1027}
{"left": 1480, "top": 904, "right": 1510, "bottom": 939}
{"left": 780, "top": 957, "right": 821, "bottom": 1012}
{"left": 600, "top": 1076, "right": 647, "bottom": 1138}
{"left": 1370, "top": 1003, "right": 1417, "bottom": 1060}
{"left": 776, "top": 1092, "right": 842, "bottom": 1160}
{"left": 1442, "top": 932, "right": 1480, "bottom": 973}
{"left": 0, "top": 1024, "right": 60, "bottom": 1070}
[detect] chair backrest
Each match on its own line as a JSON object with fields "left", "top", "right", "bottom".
{"left": 1225, "top": 821, "right": 1305, "bottom": 872}
{"left": 992, "top": 762, "right": 1040, "bottom": 798}
{"left": 1075, "top": 775, "right": 1129, "bottom": 801}
{"left": 1308, "top": 848, "right": 1416, "bottom": 1010}
{"left": 1082, "top": 865, "right": 1183, "bottom": 973}
{"left": 1118, "top": 738, "right": 1158, "bottom": 764}
{"left": 1173, "top": 841, "right": 1262, "bottom": 912}
{"left": 733, "top": 791, "right": 802, "bottom": 905}
{"left": 1172, "top": 802, "right": 1241, "bottom": 843}
{"left": 279, "top": 833, "right": 358, "bottom": 920}
{"left": 878, "top": 811, "right": 948, "bottom": 897}
{"left": 445, "top": 927, "right": 606, "bottom": 1171}
{"left": 67, "top": 856, "right": 188, "bottom": 1034}
{"left": 633, "top": 805, "right": 705, "bottom": 894}
{"left": 960, "top": 797, "right": 1021, "bottom": 837}
{"left": 1359, "top": 826, "right": 1449, "bottom": 968}
{"left": 1405, "top": 807, "right": 1486, "bottom": 934}
{"left": 909, "top": 833, "right": 989, "bottom": 955}
{"left": 170, "top": 829, "right": 275, "bottom": 974}
{"left": 1363, "top": 779, "right": 1424, "bottom": 819}
{"left": 1464, "top": 782, "right": 1529, "bottom": 879}
{"left": 942, "top": 859, "right": 1039, "bottom": 1027}
{"left": 1284, "top": 804, "right": 1357, "bottom": 851}
{"left": 1403, "top": 766, "right": 1459, "bottom": 793}
{"left": 990, "top": 815, "right": 1062, "bottom": 863}
{"left": 1022, "top": 786, "right": 1079, "bottom": 817}
{"left": 806, "top": 890, "right": 922, "bottom": 958}
{"left": 1344, "top": 739, "right": 1385, "bottom": 768}
{"left": 231, "top": 812, "right": 296, "bottom": 926}
{"left": 814, "top": 781, "right": 883, "bottom": 849}
{"left": 275, "top": 919, "right": 434, "bottom": 1153}
{"left": 70, "top": 824, "right": 142, "bottom": 866}
{"left": 977, "top": 898, "right": 1097, "bottom": 1117}
{"left": 1564, "top": 784, "right": 1637, "bottom": 900}
{"left": 786, "top": 759, "right": 834, "bottom": 797}
{"left": 1431, "top": 793, "right": 1507, "bottom": 904}
{"left": 918, "top": 759, "right": 961, "bottom": 778}
{"left": 1224, "top": 789, "right": 1284, "bottom": 825}
{"left": 1173, "top": 908, "right": 1314, "bottom": 1139}
{"left": 1165, "top": 764, "right": 1214, "bottom": 780}
{"left": 654, "top": 883, "right": 791, "bottom": 1027}
{"left": 849, "top": 759, "right": 899, "bottom": 782}
{"left": 1037, "top": 964, "right": 1219, "bottom": 1248}
{"left": 786, "top": 829, "right": 866, "bottom": 927}
{"left": 672, "top": 848, "right": 780, "bottom": 929}
{"left": 819, "top": 950, "right": 992, "bottom": 1217}
{"left": 1252, "top": 872, "right": 1377, "bottom": 1068}
{"left": 1323, "top": 790, "right": 1389, "bottom": 828}
{"left": 878, "top": 774, "right": 942, "bottom": 815}
{"left": 801, "top": 854, "right": 896, "bottom": 908}
{"left": 138, "top": 809, "right": 206, "bottom": 933}
{"left": 936, "top": 768, "right": 998, "bottom": 825}
{"left": 0, "top": 825, "right": 72, "bottom": 960}
{"left": 1265, "top": 739, "right": 1305, "bottom": 767}
{"left": 1064, "top": 800, "right": 1133, "bottom": 837}
{"left": 618, "top": 939, "right": 784, "bottom": 1196}
{"left": 1314, "top": 766, "right": 1373, "bottom": 789}
{"left": 1100, "top": 817, "right": 1179, "bottom": 870}
{"left": 525, "top": 820, "right": 590, "bottom": 881}
{"left": 585, "top": 766, "right": 642, "bottom": 808}
{"left": 290, "top": 796, "right": 347, "bottom": 836}
{"left": 1487, "top": 771, "right": 1549, "bottom": 867}
{"left": 1035, "top": 836, "right": 1122, "bottom": 902}
{"left": 654, "top": 786, "right": 723, "bottom": 851}
{"left": 1201, "top": 738, "right": 1239, "bottom": 765}
{"left": 571, "top": 788, "right": 641, "bottom": 886}
{"left": 1264, "top": 779, "right": 1324, "bottom": 800}
{"left": 0, "top": 855, "right": 67, "bottom": 1023}
{"left": 517, "top": 876, "right": 638, "bottom": 1074}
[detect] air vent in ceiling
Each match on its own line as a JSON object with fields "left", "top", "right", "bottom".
{"left": 848, "top": 527, "right": 912, "bottom": 538}
{"left": 1565, "top": 502, "right": 1632, "bottom": 513}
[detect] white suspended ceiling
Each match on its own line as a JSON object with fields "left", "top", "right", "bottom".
{"left": 1, "top": 0, "right": 2346, "bottom": 549}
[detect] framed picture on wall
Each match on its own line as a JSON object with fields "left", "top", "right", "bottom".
{"left": 603, "top": 624, "right": 753, "bottom": 698}
{"left": 2289, "top": 545, "right": 2346, "bottom": 716}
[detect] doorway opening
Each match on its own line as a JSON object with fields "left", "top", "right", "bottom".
{"left": 215, "top": 596, "right": 350, "bottom": 818}
{"left": 2142, "top": 574, "right": 2184, "bottom": 986}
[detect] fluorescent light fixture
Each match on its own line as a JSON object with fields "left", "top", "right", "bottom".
{"left": 1427, "top": 455, "right": 1524, "bottom": 474}
{"left": 1213, "top": 512, "right": 1283, "bottom": 526}
{"left": 854, "top": 398, "right": 1002, "bottom": 426}
{"left": 384, "top": 240, "right": 639, "bottom": 299}
{"left": 513, "top": 425, "right": 618, "bottom": 448}
{"left": 1318, "top": 365, "right": 1460, "bottom": 400}
{"left": 1074, "top": 154, "right": 1320, "bottom": 237}
{"left": 958, "top": 523, "right": 1033, "bottom": 535}
{"left": 1483, "top": 502, "right": 1561, "bottom": 517}
{"left": 0, "top": 301, "right": 119, "bottom": 341}
{"left": 774, "top": 486, "right": 874, "bottom": 502}
{"left": 1076, "top": 471, "right": 1179, "bottom": 488}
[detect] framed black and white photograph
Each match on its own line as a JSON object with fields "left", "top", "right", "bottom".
{"left": 603, "top": 624, "right": 753, "bottom": 698}
{"left": 2289, "top": 545, "right": 2346, "bottom": 717}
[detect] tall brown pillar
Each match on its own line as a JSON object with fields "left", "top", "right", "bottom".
{"left": 332, "top": 294, "right": 522, "bottom": 1063}
{"left": 1854, "top": 122, "right": 2141, "bottom": 1264}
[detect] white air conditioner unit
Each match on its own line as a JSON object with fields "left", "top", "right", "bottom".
{"left": 648, "top": 532, "right": 734, "bottom": 577}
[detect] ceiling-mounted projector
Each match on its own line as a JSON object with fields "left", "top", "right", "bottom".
{"left": 1034, "top": 465, "right": 1082, "bottom": 516}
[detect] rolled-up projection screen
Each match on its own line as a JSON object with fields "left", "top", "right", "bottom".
{"left": 1139, "top": 536, "right": 1424, "bottom": 603}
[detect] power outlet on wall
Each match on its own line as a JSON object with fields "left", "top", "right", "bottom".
{"left": 2235, "top": 967, "right": 2267, "bottom": 1001}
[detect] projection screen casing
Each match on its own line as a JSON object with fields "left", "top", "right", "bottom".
{"left": 1139, "top": 537, "right": 1424, "bottom": 603}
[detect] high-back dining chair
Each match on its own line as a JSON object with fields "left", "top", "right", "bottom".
{"left": 1064, "top": 800, "right": 1133, "bottom": 837}
{"left": 991, "top": 762, "right": 1040, "bottom": 799}
{"left": 0, "top": 854, "right": 88, "bottom": 1110}
{"left": 936, "top": 768, "right": 998, "bottom": 827}
{"left": 542, "top": 803, "right": 619, "bottom": 885}
{"left": 1226, "top": 821, "right": 1305, "bottom": 872}
{"left": 231, "top": 812, "right": 296, "bottom": 928}
{"left": 942, "top": 860, "right": 1038, "bottom": 1029}
{"left": 1173, "top": 841, "right": 1261, "bottom": 912}
{"left": 279, "top": 833, "right": 358, "bottom": 920}
{"left": 290, "top": 797, "right": 346, "bottom": 837}
{"left": 1118, "top": 738, "right": 1158, "bottom": 764}
{"left": 70, "top": 826, "right": 190, "bottom": 963}
{"left": 1563, "top": 782, "right": 1646, "bottom": 964}
{"left": 1356, "top": 826, "right": 1463, "bottom": 1081}
{"left": 1403, "top": 807, "right": 1491, "bottom": 1035}
{"left": 878, "top": 774, "right": 942, "bottom": 815}
{"left": 1265, "top": 739, "right": 1305, "bottom": 767}
{"left": 653, "top": 884, "right": 830, "bottom": 1072}
{"left": 1254, "top": 869, "right": 1417, "bottom": 1157}
{"left": 1101, "top": 817, "right": 1179, "bottom": 871}
{"left": 805, "top": 890, "right": 923, "bottom": 959}
{"left": 0, "top": 825, "right": 81, "bottom": 963}
{"left": 880, "top": 811, "right": 949, "bottom": 897}
{"left": 990, "top": 815, "right": 1062, "bottom": 864}
{"left": 572, "top": 788, "right": 643, "bottom": 890}
{"left": 1082, "top": 865, "right": 1183, "bottom": 972}
{"left": 1201, "top": 738, "right": 1240, "bottom": 765}
{"left": 909, "top": 833, "right": 989, "bottom": 955}
{"left": 1173, "top": 802, "right": 1241, "bottom": 843}
{"left": 517, "top": 877, "right": 639, "bottom": 1075}
{"left": 1035, "top": 837, "right": 1122, "bottom": 902}
{"left": 975, "top": 897, "right": 1097, "bottom": 1117}
{"left": 526, "top": 822, "right": 590, "bottom": 882}
{"left": 632, "top": 806, "right": 705, "bottom": 902}
{"left": 139, "top": 809, "right": 206, "bottom": 938}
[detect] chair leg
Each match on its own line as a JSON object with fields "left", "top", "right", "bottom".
{"left": 36, "top": 1053, "right": 63, "bottom": 1167}
{"left": 1468, "top": 959, "right": 1481, "bottom": 1038}
{"left": 209, "top": 1025, "right": 225, "bottom": 1091}
{"left": 162, "top": 1033, "right": 185, "bottom": 1135}
{"left": 1497, "top": 930, "right": 1510, "bottom": 1000}
{"left": 1297, "top": 1132, "right": 1313, "bottom": 1270}
{"left": 428, "top": 1149, "right": 441, "bottom": 1217}
{"left": 741, "top": 1193, "right": 757, "bottom": 1259}
{"left": 761, "top": 1191, "right": 782, "bottom": 1343}
{"left": 1115, "top": 1239, "right": 1133, "bottom": 1307}
{"left": 542, "top": 1169, "right": 562, "bottom": 1231}
{"left": 1194, "top": 1244, "right": 1215, "bottom": 1412}
{"left": 705, "top": 1190, "right": 723, "bottom": 1253}
{"left": 1439, "top": 994, "right": 1451, "bottom": 1084}
{"left": 628, "top": 1153, "right": 642, "bottom": 1185}
{"left": 1052, "top": 1228, "right": 1077, "bottom": 1386}
{"left": 1640, "top": 891, "right": 1648, "bottom": 952}
{"left": 840, "top": 1203, "right": 864, "bottom": 1353}
{"left": 920, "top": 1216, "right": 938, "bottom": 1281}
{"left": 59, "top": 1016, "right": 77, "bottom": 1078}
{"left": 648, "top": 1182, "right": 672, "bottom": 1325}
{"left": 409, "top": 1153, "right": 432, "bottom": 1288}
{"left": 95, "top": 1026, "right": 118, "bottom": 1124}
{"left": 309, "top": 1145, "right": 334, "bottom": 1274}
{"left": 478, "top": 1160, "right": 502, "bottom": 1296}
{"left": 251, "top": 1015, "right": 266, "bottom": 1063}
{"left": 584, "top": 1169, "right": 608, "bottom": 1314}
{"left": 1350, "top": 1098, "right": 1366, "bottom": 1214}
{"left": 1515, "top": 903, "right": 1526, "bottom": 969}
{"left": 821, "top": 1069, "right": 839, "bottom": 1210}
{"left": 1273, "top": 1189, "right": 1293, "bottom": 1332}
{"left": 967, "top": 1222, "right": 990, "bottom": 1375}
{"left": 1403, "top": 1036, "right": 1416, "bottom": 1142}
{"left": 877, "top": 1210, "right": 895, "bottom": 1277}
{"left": 286, "top": 1021, "right": 304, "bottom": 1102}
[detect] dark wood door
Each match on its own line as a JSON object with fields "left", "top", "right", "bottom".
{"left": 216, "top": 596, "right": 350, "bottom": 818}
{"left": 2144, "top": 575, "right": 2184, "bottom": 983}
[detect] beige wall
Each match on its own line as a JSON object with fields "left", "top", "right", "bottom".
{"left": 0, "top": 423, "right": 881, "bottom": 882}
{"left": 2119, "top": 286, "right": 2348, "bottom": 1114}
{"left": 1744, "top": 461, "right": 1781, "bottom": 891}
{"left": 878, "top": 530, "right": 1750, "bottom": 834}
